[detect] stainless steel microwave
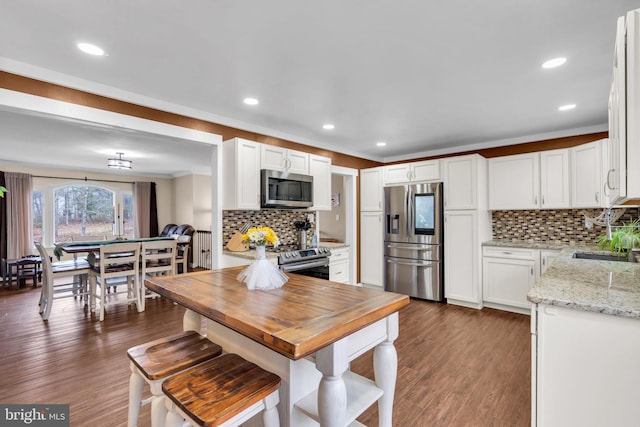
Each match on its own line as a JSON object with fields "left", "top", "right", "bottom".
{"left": 261, "top": 169, "right": 314, "bottom": 208}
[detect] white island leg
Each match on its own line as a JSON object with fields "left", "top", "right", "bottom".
{"left": 183, "top": 309, "right": 201, "bottom": 332}
{"left": 315, "top": 338, "right": 348, "bottom": 427}
{"left": 374, "top": 312, "right": 399, "bottom": 427}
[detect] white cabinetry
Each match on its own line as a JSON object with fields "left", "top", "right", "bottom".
{"left": 222, "top": 138, "right": 261, "bottom": 210}
{"left": 360, "top": 167, "right": 383, "bottom": 211}
{"left": 261, "top": 145, "right": 309, "bottom": 174}
{"left": 309, "top": 154, "right": 332, "bottom": 211}
{"left": 445, "top": 211, "right": 480, "bottom": 307}
{"left": 329, "top": 247, "right": 350, "bottom": 284}
{"left": 443, "top": 154, "right": 491, "bottom": 309}
{"left": 539, "top": 149, "right": 570, "bottom": 208}
{"left": 488, "top": 153, "right": 539, "bottom": 210}
{"left": 607, "top": 9, "right": 640, "bottom": 204}
{"left": 539, "top": 249, "right": 561, "bottom": 276}
{"left": 482, "top": 247, "right": 537, "bottom": 314}
{"left": 571, "top": 140, "right": 606, "bottom": 208}
{"left": 360, "top": 212, "right": 383, "bottom": 288}
{"left": 532, "top": 304, "right": 640, "bottom": 426}
{"left": 442, "top": 154, "right": 484, "bottom": 210}
{"left": 383, "top": 160, "right": 440, "bottom": 185}
{"left": 488, "top": 150, "right": 570, "bottom": 210}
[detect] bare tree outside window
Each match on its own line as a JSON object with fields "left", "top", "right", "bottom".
{"left": 54, "top": 185, "right": 117, "bottom": 242}
{"left": 33, "top": 190, "right": 43, "bottom": 243}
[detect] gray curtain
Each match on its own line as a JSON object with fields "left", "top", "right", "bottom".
{"left": 5, "top": 172, "right": 33, "bottom": 258}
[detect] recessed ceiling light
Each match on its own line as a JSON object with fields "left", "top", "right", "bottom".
{"left": 376, "top": 142, "right": 387, "bottom": 147}
{"left": 322, "top": 124, "right": 335, "bottom": 130}
{"left": 558, "top": 104, "right": 576, "bottom": 111}
{"left": 542, "top": 57, "right": 567, "bottom": 69}
{"left": 243, "top": 98, "right": 259, "bottom": 105}
{"left": 77, "top": 42, "right": 105, "bottom": 56}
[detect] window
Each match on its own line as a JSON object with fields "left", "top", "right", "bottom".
{"left": 33, "top": 190, "right": 43, "bottom": 244}
{"left": 52, "top": 185, "right": 133, "bottom": 243}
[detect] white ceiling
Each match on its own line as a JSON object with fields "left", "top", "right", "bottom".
{"left": 1, "top": 0, "right": 639, "bottom": 176}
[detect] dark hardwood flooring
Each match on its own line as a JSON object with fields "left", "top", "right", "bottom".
{"left": 0, "top": 285, "right": 530, "bottom": 426}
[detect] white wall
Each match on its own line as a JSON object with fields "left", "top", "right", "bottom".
{"left": 318, "top": 174, "right": 346, "bottom": 242}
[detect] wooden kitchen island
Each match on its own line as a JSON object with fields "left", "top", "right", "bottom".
{"left": 144, "top": 267, "right": 409, "bottom": 427}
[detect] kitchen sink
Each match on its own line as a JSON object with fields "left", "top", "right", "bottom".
{"left": 572, "top": 252, "right": 627, "bottom": 262}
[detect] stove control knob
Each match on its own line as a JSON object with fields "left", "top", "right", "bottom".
{"left": 285, "top": 253, "right": 290, "bottom": 259}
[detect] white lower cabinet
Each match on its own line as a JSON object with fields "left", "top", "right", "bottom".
{"left": 482, "top": 247, "right": 537, "bottom": 314}
{"left": 329, "top": 247, "right": 350, "bottom": 284}
{"left": 539, "top": 249, "right": 561, "bottom": 276}
{"left": 533, "top": 304, "right": 640, "bottom": 426}
{"left": 360, "top": 212, "right": 383, "bottom": 288}
{"left": 445, "top": 211, "right": 482, "bottom": 308}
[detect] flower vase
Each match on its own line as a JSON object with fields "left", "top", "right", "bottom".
{"left": 255, "top": 245, "right": 266, "bottom": 260}
{"left": 237, "top": 245, "right": 288, "bottom": 290}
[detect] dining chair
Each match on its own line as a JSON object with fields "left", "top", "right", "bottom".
{"left": 140, "top": 239, "right": 177, "bottom": 310}
{"left": 89, "top": 242, "right": 141, "bottom": 322}
{"left": 35, "top": 242, "right": 91, "bottom": 320}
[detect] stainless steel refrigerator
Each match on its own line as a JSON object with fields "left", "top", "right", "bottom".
{"left": 383, "top": 182, "right": 444, "bottom": 301}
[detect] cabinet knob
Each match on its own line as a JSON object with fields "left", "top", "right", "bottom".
{"left": 534, "top": 196, "right": 538, "bottom": 205}
{"left": 595, "top": 192, "right": 599, "bottom": 203}
{"left": 531, "top": 266, "right": 534, "bottom": 275}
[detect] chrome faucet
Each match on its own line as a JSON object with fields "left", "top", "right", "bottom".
{"left": 606, "top": 206, "right": 613, "bottom": 240}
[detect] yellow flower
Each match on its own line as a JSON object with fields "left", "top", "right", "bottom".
{"left": 241, "top": 227, "right": 280, "bottom": 247}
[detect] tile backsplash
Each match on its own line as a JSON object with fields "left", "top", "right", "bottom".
{"left": 491, "top": 208, "right": 640, "bottom": 245}
{"left": 223, "top": 210, "right": 316, "bottom": 247}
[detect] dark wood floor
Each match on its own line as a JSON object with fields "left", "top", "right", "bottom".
{"left": 0, "top": 284, "right": 530, "bottom": 426}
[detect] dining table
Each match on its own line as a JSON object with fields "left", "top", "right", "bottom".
{"left": 53, "top": 236, "right": 175, "bottom": 259}
{"left": 144, "top": 267, "right": 410, "bottom": 427}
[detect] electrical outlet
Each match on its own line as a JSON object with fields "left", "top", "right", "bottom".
{"left": 307, "top": 213, "right": 315, "bottom": 223}
{"left": 336, "top": 214, "right": 340, "bottom": 221}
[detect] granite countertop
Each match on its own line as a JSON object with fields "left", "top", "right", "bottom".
{"left": 527, "top": 247, "right": 640, "bottom": 318}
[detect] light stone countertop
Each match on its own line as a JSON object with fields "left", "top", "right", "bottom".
{"left": 527, "top": 247, "right": 640, "bottom": 318}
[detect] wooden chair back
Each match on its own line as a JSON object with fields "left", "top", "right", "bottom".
{"left": 141, "top": 240, "right": 177, "bottom": 278}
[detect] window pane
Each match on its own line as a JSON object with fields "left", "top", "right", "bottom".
{"left": 33, "top": 190, "right": 43, "bottom": 244}
{"left": 123, "top": 193, "right": 134, "bottom": 238}
{"left": 54, "top": 185, "right": 115, "bottom": 242}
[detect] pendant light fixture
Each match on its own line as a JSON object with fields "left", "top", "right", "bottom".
{"left": 107, "top": 152, "right": 132, "bottom": 170}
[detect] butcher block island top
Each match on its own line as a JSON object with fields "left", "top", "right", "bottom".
{"left": 144, "top": 267, "right": 409, "bottom": 360}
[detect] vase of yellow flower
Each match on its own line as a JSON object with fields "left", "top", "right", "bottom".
{"left": 236, "top": 227, "right": 288, "bottom": 290}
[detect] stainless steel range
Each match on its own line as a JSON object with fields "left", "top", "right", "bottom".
{"left": 268, "top": 245, "right": 332, "bottom": 279}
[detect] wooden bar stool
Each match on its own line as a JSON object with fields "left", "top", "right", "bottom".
{"left": 127, "top": 331, "right": 223, "bottom": 427}
{"left": 163, "top": 353, "right": 281, "bottom": 427}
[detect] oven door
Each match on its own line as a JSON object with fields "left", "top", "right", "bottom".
{"left": 280, "top": 258, "right": 330, "bottom": 280}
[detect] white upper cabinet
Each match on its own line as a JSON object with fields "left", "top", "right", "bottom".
{"left": 539, "top": 149, "right": 570, "bottom": 209}
{"left": 442, "top": 154, "right": 486, "bottom": 210}
{"left": 383, "top": 160, "right": 440, "bottom": 185}
{"left": 607, "top": 9, "right": 640, "bottom": 204}
{"left": 571, "top": 140, "right": 606, "bottom": 208}
{"left": 260, "top": 145, "right": 309, "bottom": 175}
{"left": 309, "top": 154, "right": 332, "bottom": 211}
{"left": 222, "top": 138, "right": 261, "bottom": 210}
{"left": 360, "top": 167, "right": 383, "bottom": 212}
{"left": 488, "top": 153, "right": 540, "bottom": 210}
{"left": 488, "top": 150, "right": 570, "bottom": 210}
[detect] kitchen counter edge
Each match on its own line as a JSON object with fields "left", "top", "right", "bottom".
{"left": 526, "top": 247, "right": 640, "bottom": 318}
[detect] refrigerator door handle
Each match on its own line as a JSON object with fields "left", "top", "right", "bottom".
{"left": 386, "top": 243, "right": 435, "bottom": 251}
{"left": 386, "top": 258, "right": 433, "bottom": 267}
{"left": 406, "top": 186, "right": 413, "bottom": 236}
